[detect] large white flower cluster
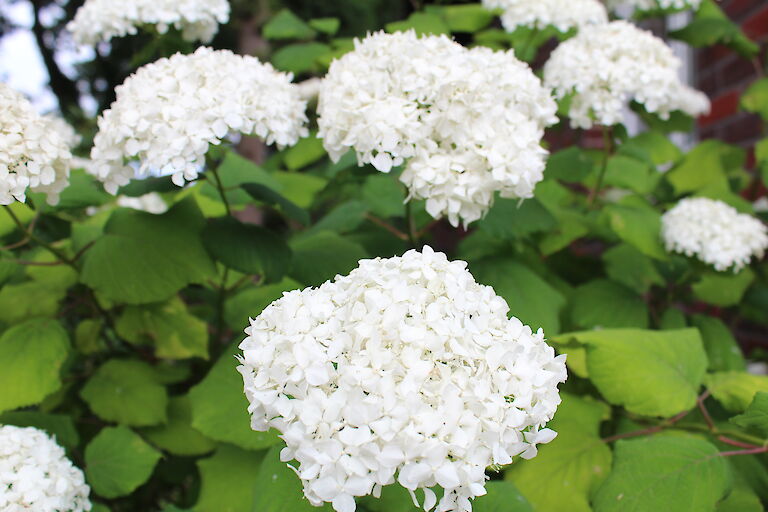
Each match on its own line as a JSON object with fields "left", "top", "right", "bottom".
{"left": 0, "top": 425, "right": 91, "bottom": 511}
{"left": 317, "top": 31, "right": 557, "bottom": 227}
{"left": 67, "top": 0, "right": 230, "bottom": 46}
{"left": 238, "top": 246, "right": 567, "bottom": 512}
{"left": 662, "top": 197, "right": 768, "bottom": 272}
{"left": 0, "top": 83, "right": 76, "bottom": 205}
{"left": 482, "top": 0, "right": 607, "bottom": 32}
{"left": 89, "top": 47, "right": 308, "bottom": 194}
{"left": 606, "top": 0, "right": 702, "bottom": 12}
{"left": 543, "top": 21, "right": 710, "bottom": 129}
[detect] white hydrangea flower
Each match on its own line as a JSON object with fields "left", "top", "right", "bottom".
{"left": 0, "top": 425, "right": 91, "bottom": 512}
{"left": 543, "top": 21, "right": 710, "bottom": 129}
{"left": 606, "top": 0, "right": 701, "bottom": 13}
{"left": 238, "top": 246, "right": 567, "bottom": 512}
{"left": 0, "top": 83, "right": 76, "bottom": 205}
{"left": 89, "top": 47, "right": 308, "bottom": 194}
{"left": 661, "top": 197, "right": 768, "bottom": 272}
{"left": 482, "top": 0, "right": 608, "bottom": 32}
{"left": 117, "top": 192, "right": 168, "bottom": 214}
{"left": 317, "top": 31, "right": 557, "bottom": 227}
{"left": 67, "top": 0, "right": 230, "bottom": 46}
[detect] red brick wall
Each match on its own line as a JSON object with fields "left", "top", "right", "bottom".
{"left": 697, "top": 0, "right": 768, "bottom": 149}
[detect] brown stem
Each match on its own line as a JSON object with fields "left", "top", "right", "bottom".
{"left": 2, "top": 205, "right": 77, "bottom": 270}
{"left": 719, "top": 446, "right": 768, "bottom": 457}
{"left": 588, "top": 126, "right": 613, "bottom": 207}
{"left": 366, "top": 214, "right": 409, "bottom": 241}
{"left": 602, "top": 407, "right": 691, "bottom": 444}
{"left": 698, "top": 391, "right": 715, "bottom": 431}
{"left": 718, "top": 436, "right": 761, "bottom": 449}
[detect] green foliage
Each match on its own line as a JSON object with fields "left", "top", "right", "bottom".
{"left": 195, "top": 444, "right": 266, "bottom": 512}
{"left": 252, "top": 445, "right": 333, "bottom": 512}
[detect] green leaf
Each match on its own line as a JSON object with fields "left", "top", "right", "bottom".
{"left": 202, "top": 217, "right": 291, "bottom": 282}
{"left": 26, "top": 250, "right": 78, "bottom": 289}
{"left": 386, "top": 12, "right": 450, "bottom": 36}
{"left": 0, "top": 319, "right": 69, "bottom": 414}
{"left": 55, "top": 169, "right": 111, "bottom": 209}
{"left": 75, "top": 319, "right": 106, "bottom": 355}
{"left": 308, "top": 200, "right": 368, "bottom": 235}
{"left": 471, "top": 257, "right": 566, "bottom": 335}
{"left": 0, "top": 202, "right": 34, "bottom": 237}
{"left": 0, "top": 281, "right": 66, "bottom": 325}
{"left": 272, "top": 43, "right": 331, "bottom": 74}
{"left": 241, "top": 183, "right": 310, "bottom": 226}
{"left": 440, "top": 4, "right": 494, "bottom": 32}
{"left": 273, "top": 172, "right": 327, "bottom": 209}
{"left": 570, "top": 280, "right": 649, "bottom": 329}
{"left": 717, "top": 482, "right": 763, "bottom": 512}
{"left": 252, "top": 445, "right": 333, "bottom": 512}
{"left": 284, "top": 134, "right": 327, "bottom": 170}
{"left": 189, "top": 343, "right": 280, "bottom": 451}
{"left": 593, "top": 436, "right": 731, "bottom": 512}
{"left": 263, "top": 9, "right": 316, "bottom": 40}
{"left": 605, "top": 203, "right": 667, "bottom": 260}
{"left": 660, "top": 308, "right": 687, "bottom": 330}
{"left": 216, "top": 152, "right": 282, "bottom": 190}
{"left": 362, "top": 174, "right": 406, "bottom": 218}
{"left": 85, "top": 426, "right": 162, "bottom": 499}
{"left": 116, "top": 297, "right": 208, "bottom": 360}
{"left": 603, "top": 155, "right": 659, "bottom": 195}
{"left": 544, "top": 147, "right": 594, "bottom": 183}
{"left": 669, "top": 0, "right": 758, "bottom": 58}
{"left": 225, "top": 278, "right": 302, "bottom": 330}
{"left": 474, "top": 481, "right": 533, "bottom": 512}
{"left": 506, "top": 394, "right": 611, "bottom": 512}
{"left": 309, "top": 17, "right": 340, "bottom": 35}
{"left": 140, "top": 396, "right": 216, "bottom": 456}
{"left": 195, "top": 444, "right": 266, "bottom": 512}
{"left": 692, "top": 268, "right": 755, "bottom": 307}
{"left": 478, "top": 198, "right": 557, "bottom": 240}
{"left": 705, "top": 371, "right": 768, "bottom": 412}
{"left": 80, "top": 359, "right": 168, "bottom": 427}
{"left": 602, "top": 244, "right": 664, "bottom": 294}
{"left": 0, "top": 411, "right": 79, "bottom": 449}
{"left": 565, "top": 328, "right": 707, "bottom": 417}
{"left": 666, "top": 141, "right": 736, "bottom": 195}
{"left": 691, "top": 315, "right": 745, "bottom": 372}
{"left": 620, "top": 131, "right": 682, "bottom": 166}
{"left": 730, "top": 392, "right": 768, "bottom": 438}
{"left": 81, "top": 198, "right": 216, "bottom": 304}
{"left": 289, "top": 231, "right": 368, "bottom": 287}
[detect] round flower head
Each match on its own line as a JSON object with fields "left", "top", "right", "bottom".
{"left": 662, "top": 197, "right": 768, "bottom": 272}
{"left": 317, "top": 31, "right": 558, "bottom": 227}
{"left": 482, "top": 0, "right": 608, "bottom": 32}
{"left": 238, "top": 246, "right": 567, "bottom": 512}
{"left": 0, "top": 425, "right": 91, "bottom": 511}
{"left": 67, "top": 0, "right": 230, "bottom": 46}
{"left": 0, "top": 83, "right": 76, "bottom": 205}
{"left": 606, "top": 0, "right": 701, "bottom": 13}
{"left": 543, "top": 21, "right": 710, "bottom": 129}
{"left": 89, "top": 47, "right": 308, "bottom": 193}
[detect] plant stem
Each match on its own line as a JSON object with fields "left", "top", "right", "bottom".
{"left": 2, "top": 205, "right": 77, "bottom": 269}
{"left": 366, "top": 214, "right": 409, "bottom": 241}
{"left": 719, "top": 446, "right": 768, "bottom": 457}
{"left": 215, "top": 267, "right": 230, "bottom": 344}
{"left": 519, "top": 27, "right": 540, "bottom": 63}
{"left": 588, "top": 126, "right": 613, "bottom": 207}
{"left": 603, "top": 407, "right": 690, "bottom": 444}
{"left": 210, "top": 167, "right": 232, "bottom": 216}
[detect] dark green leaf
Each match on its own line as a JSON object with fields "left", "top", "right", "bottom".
{"left": 196, "top": 444, "right": 266, "bottom": 512}
{"left": 478, "top": 198, "right": 557, "bottom": 240}
{"left": 691, "top": 315, "right": 745, "bottom": 372}
{"left": 273, "top": 43, "right": 331, "bottom": 74}
{"left": 0, "top": 411, "right": 79, "bottom": 449}
{"left": 730, "top": 392, "right": 768, "bottom": 438}
{"left": 308, "top": 17, "right": 340, "bottom": 35}
{"left": 225, "top": 278, "right": 302, "bottom": 330}
{"left": 141, "top": 396, "right": 216, "bottom": 456}
{"left": 386, "top": 12, "right": 450, "bottom": 35}
{"left": 242, "top": 183, "right": 310, "bottom": 226}
{"left": 602, "top": 244, "right": 664, "bottom": 294}
{"left": 263, "top": 9, "right": 316, "bottom": 40}
{"left": 544, "top": 147, "right": 594, "bottom": 183}
{"left": 362, "top": 174, "right": 406, "bottom": 218}
{"left": 289, "top": 231, "right": 368, "bottom": 287}
{"left": 692, "top": 268, "right": 755, "bottom": 307}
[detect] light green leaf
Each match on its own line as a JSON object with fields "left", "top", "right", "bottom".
{"left": 284, "top": 134, "right": 327, "bottom": 170}
{"left": 603, "top": 244, "right": 664, "bottom": 294}
{"left": 75, "top": 319, "right": 106, "bottom": 355}
{"left": 386, "top": 12, "right": 450, "bottom": 35}
{"left": 730, "top": 391, "right": 768, "bottom": 438}
{"left": 743, "top": 79, "right": 768, "bottom": 122}
{"left": 241, "top": 183, "right": 310, "bottom": 226}
{"left": 705, "top": 371, "right": 768, "bottom": 412}
{"left": 81, "top": 198, "right": 216, "bottom": 304}
{"left": 0, "top": 411, "right": 79, "bottom": 449}
{"left": 196, "top": 444, "right": 266, "bottom": 512}
{"left": 362, "top": 174, "right": 406, "bottom": 218}
{"left": 507, "top": 394, "right": 611, "bottom": 512}
{"left": 54, "top": 169, "right": 111, "bottom": 209}
{"left": 620, "top": 131, "right": 682, "bottom": 166}
{"left": 225, "top": 278, "right": 301, "bottom": 330}
{"left": 80, "top": 359, "right": 168, "bottom": 426}
{"left": 25, "top": 250, "right": 78, "bottom": 289}
{"left": 202, "top": 217, "right": 291, "bottom": 282}
{"left": 717, "top": 481, "right": 763, "bottom": 512}
{"left": 308, "top": 200, "right": 368, "bottom": 235}
{"left": 85, "top": 426, "right": 161, "bottom": 498}
{"left": 289, "top": 231, "right": 368, "bottom": 287}
{"left": 0, "top": 281, "right": 66, "bottom": 325}
{"left": 568, "top": 328, "right": 707, "bottom": 417}
{"left": 0, "top": 202, "right": 34, "bottom": 237}
{"left": 691, "top": 315, "right": 745, "bottom": 372}
{"left": 116, "top": 297, "right": 208, "bottom": 360}
{"left": 272, "top": 43, "right": 331, "bottom": 74}
{"left": 0, "top": 319, "right": 70, "bottom": 414}
{"left": 693, "top": 268, "right": 755, "bottom": 307}
{"left": 440, "top": 4, "right": 494, "bottom": 32}
{"left": 308, "top": 17, "right": 340, "bottom": 35}
{"left": 603, "top": 155, "right": 659, "bottom": 195}
{"left": 252, "top": 445, "right": 333, "bottom": 512}
{"left": 471, "top": 257, "right": 566, "bottom": 335}
{"left": 593, "top": 436, "right": 731, "bottom": 512}
{"left": 605, "top": 203, "right": 667, "bottom": 260}
{"left": 474, "top": 481, "right": 533, "bottom": 512}
{"left": 216, "top": 152, "right": 281, "bottom": 190}
{"left": 273, "top": 172, "right": 327, "bottom": 209}
{"left": 666, "top": 141, "right": 736, "bottom": 195}
{"left": 263, "top": 9, "right": 315, "bottom": 40}
{"left": 141, "top": 396, "right": 216, "bottom": 456}
{"left": 189, "top": 343, "right": 280, "bottom": 451}
{"left": 570, "top": 279, "right": 649, "bottom": 329}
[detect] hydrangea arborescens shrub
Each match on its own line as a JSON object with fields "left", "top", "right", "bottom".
{"left": 67, "top": 0, "right": 230, "bottom": 46}
{"left": 0, "top": 425, "right": 91, "bottom": 511}
{"left": 89, "top": 46, "right": 308, "bottom": 193}
{"left": 318, "top": 30, "right": 557, "bottom": 227}
{"left": 481, "top": 0, "right": 608, "bottom": 33}
{"left": 238, "top": 247, "right": 567, "bottom": 512}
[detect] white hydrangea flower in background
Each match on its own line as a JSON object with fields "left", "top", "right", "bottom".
{"left": 89, "top": 47, "right": 308, "bottom": 194}
{"left": 481, "top": 0, "right": 608, "bottom": 32}
{"left": 67, "top": 0, "right": 230, "bottom": 46}
{"left": 117, "top": 192, "right": 168, "bottom": 214}
{"left": 606, "top": 0, "right": 702, "bottom": 13}
{"left": 0, "top": 83, "right": 76, "bottom": 205}
{"left": 318, "top": 31, "right": 557, "bottom": 227}
{"left": 543, "top": 21, "right": 710, "bottom": 129}
{"left": 661, "top": 197, "right": 768, "bottom": 272}
{"left": 238, "top": 246, "right": 567, "bottom": 512}
{"left": 0, "top": 425, "right": 91, "bottom": 511}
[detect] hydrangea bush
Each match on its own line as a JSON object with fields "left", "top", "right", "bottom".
{"left": 1, "top": 1, "right": 768, "bottom": 511}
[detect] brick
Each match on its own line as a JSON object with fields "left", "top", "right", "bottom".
{"left": 721, "top": 55, "right": 760, "bottom": 88}
{"left": 699, "top": 89, "right": 742, "bottom": 127}
{"left": 726, "top": 0, "right": 765, "bottom": 20}
{"left": 742, "top": 4, "right": 768, "bottom": 41}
